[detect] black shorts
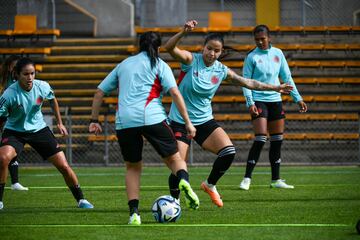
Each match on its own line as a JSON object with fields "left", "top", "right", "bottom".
{"left": 1, "top": 127, "right": 62, "bottom": 160}
{"left": 116, "top": 120, "right": 178, "bottom": 163}
{"left": 170, "top": 119, "right": 220, "bottom": 146}
{"left": 252, "top": 101, "right": 285, "bottom": 121}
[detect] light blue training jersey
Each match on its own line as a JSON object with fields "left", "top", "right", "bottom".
{"left": 0, "top": 79, "right": 54, "bottom": 132}
{"left": 242, "top": 45, "right": 302, "bottom": 108}
{"left": 169, "top": 53, "right": 228, "bottom": 125}
{"left": 98, "top": 52, "right": 177, "bottom": 130}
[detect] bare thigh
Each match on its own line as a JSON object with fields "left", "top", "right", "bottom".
{"left": 252, "top": 117, "right": 268, "bottom": 135}
{"left": 201, "top": 127, "right": 233, "bottom": 154}
{"left": 268, "top": 119, "right": 285, "bottom": 134}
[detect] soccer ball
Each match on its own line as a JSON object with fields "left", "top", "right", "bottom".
{"left": 151, "top": 195, "right": 181, "bottom": 223}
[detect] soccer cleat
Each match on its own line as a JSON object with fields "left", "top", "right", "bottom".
{"left": 178, "top": 179, "right": 200, "bottom": 210}
{"left": 0, "top": 201, "right": 3, "bottom": 210}
{"left": 270, "top": 179, "right": 294, "bottom": 189}
{"left": 11, "top": 182, "right": 29, "bottom": 191}
{"left": 128, "top": 213, "right": 141, "bottom": 225}
{"left": 200, "top": 181, "right": 223, "bottom": 207}
{"left": 78, "top": 199, "right": 94, "bottom": 209}
{"left": 239, "top": 177, "right": 251, "bottom": 190}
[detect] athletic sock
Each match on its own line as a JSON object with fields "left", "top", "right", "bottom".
{"left": 207, "top": 146, "right": 236, "bottom": 185}
{"left": 69, "top": 185, "right": 84, "bottom": 202}
{"left": 0, "top": 183, "right": 4, "bottom": 201}
{"left": 168, "top": 173, "right": 180, "bottom": 199}
{"left": 128, "top": 199, "right": 139, "bottom": 215}
{"left": 269, "top": 134, "right": 283, "bottom": 180}
{"left": 176, "top": 169, "right": 189, "bottom": 182}
{"left": 8, "top": 159, "right": 19, "bottom": 184}
{"left": 244, "top": 135, "right": 266, "bottom": 178}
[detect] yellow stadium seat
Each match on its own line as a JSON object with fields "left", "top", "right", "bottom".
{"left": 208, "top": 12, "right": 232, "bottom": 32}
{"left": 35, "top": 28, "right": 60, "bottom": 37}
{"left": 13, "top": 15, "right": 37, "bottom": 35}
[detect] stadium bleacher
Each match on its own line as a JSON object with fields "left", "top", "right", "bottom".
{"left": 2, "top": 21, "right": 359, "bottom": 164}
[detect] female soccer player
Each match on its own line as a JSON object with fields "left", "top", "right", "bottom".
{"left": 239, "top": 25, "right": 307, "bottom": 190}
{"left": 164, "top": 20, "right": 293, "bottom": 208}
{"left": 89, "top": 31, "right": 199, "bottom": 225}
{"left": 0, "top": 57, "right": 93, "bottom": 210}
{"left": 0, "top": 55, "right": 28, "bottom": 191}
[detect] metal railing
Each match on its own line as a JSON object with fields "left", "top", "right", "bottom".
{"left": 15, "top": 111, "right": 360, "bottom": 166}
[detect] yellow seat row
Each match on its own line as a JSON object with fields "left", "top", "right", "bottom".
{"left": 118, "top": 43, "right": 359, "bottom": 54}
{"left": 135, "top": 26, "right": 360, "bottom": 35}
{"left": 0, "top": 48, "right": 51, "bottom": 55}
{"left": 103, "top": 95, "right": 360, "bottom": 105}
{"left": 93, "top": 113, "right": 358, "bottom": 123}
{"left": 167, "top": 60, "right": 360, "bottom": 69}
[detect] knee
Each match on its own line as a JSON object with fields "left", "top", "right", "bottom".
{"left": 126, "top": 161, "right": 142, "bottom": 171}
{"left": 218, "top": 145, "right": 236, "bottom": 159}
{"left": 0, "top": 152, "right": 14, "bottom": 168}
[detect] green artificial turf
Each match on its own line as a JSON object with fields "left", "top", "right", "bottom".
{"left": 0, "top": 166, "right": 359, "bottom": 240}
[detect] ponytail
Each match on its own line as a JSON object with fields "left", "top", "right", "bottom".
{"left": 139, "top": 31, "right": 162, "bottom": 69}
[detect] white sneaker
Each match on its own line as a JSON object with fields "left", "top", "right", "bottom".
{"left": 270, "top": 179, "right": 294, "bottom": 189}
{"left": 239, "top": 177, "right": 251, "bottom": 190}
{"left": 78, "top": 199, "right": 94, "bottom": 209}
{"left": 128, "top": 213, "right": 141, "bottom": 225}
{"left": 0, "top": 201, "right": 3, "bottom": 210}
{"left": 11, "top": 182, "right": 29, "bottom": 191}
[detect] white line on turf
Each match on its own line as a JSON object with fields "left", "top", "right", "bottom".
{"left": 5, "top": 183, "right": 358, "bottom": 190}
{"left": 21, "top": 170, "right": 360, "bottom": 178}
{"left": 1, "top": 223, "right": 350, "bottom": 228}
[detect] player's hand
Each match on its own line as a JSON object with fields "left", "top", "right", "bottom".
{"left": 184, "top": 20, "right": 198, "bottom": 33}
{"left": 249, "top": 105, "right": 259, "bottom": 117}
{"left": 185, "top": 122, "right": 196, "bottom": 139}
{"left": 278, "top": 83, "right": 293, "bottom": 94}
{"left": 57, "top": 123, "right": 68, "bottom": 136}
{"left": 298, "top": 101, "right": 307, "bottom": 113}
{"left": 89, "top": 123, "right": 102, "bottom": 135}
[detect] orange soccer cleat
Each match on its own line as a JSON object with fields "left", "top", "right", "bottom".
{"left": 200, "top": 181, "right": 223, "bottom": 207}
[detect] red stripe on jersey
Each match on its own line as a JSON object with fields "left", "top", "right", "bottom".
{"left": 145, "top": 75, "right": 163, "bottom": 107}
{"left": 177, "top": 71, "right": 186, "bottom": 86}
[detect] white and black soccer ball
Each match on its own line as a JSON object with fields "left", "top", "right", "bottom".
{"left": 151, "top": 195, "right": 181, "bottom": 223}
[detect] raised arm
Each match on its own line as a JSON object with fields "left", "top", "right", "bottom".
{"left": 163, "top": 20, "right": 197, "bottom": 65}
{"left": 49, "top": 97, "right": 68, "bottom": 136}
{"left": 225, "top": 69, "right": 293, "bottom": 94}
{"left": 89, "top": 88, "right": 104, "bottom": 135}
{"left": 168, "top": 87, "right": 196, "bottom": 138}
